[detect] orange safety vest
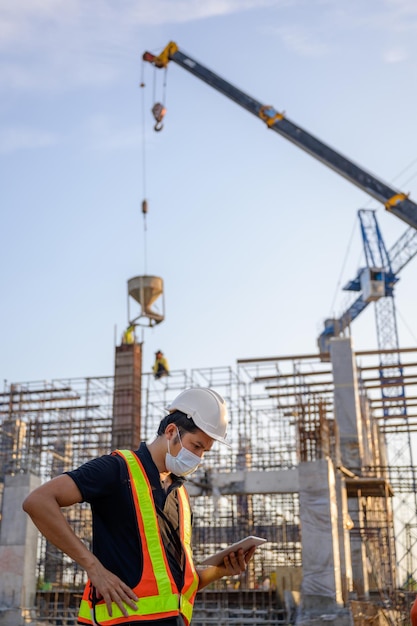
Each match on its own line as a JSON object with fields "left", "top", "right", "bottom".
{"left": 78, "top": 449, "right": 199, "bottom": 625}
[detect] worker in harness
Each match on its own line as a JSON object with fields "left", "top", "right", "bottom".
{"left": 153, "top": 350, "right": 170, "bottom": 379}
{"left": 23, "top": 387, "right": 255, "bottom": 626}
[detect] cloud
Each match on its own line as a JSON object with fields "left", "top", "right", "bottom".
{"left": 274, "top": 25, "right": 329, "bottom": 57}
{"left": 126, "top": 0, "right": 281, "bottom": 25}
{"left": 384, "top": 0, "right": 417, "bottom": 16}
{"left": 0, "top": 126, "right": 57, "bottom": 154}
{"left": 1, "top": 0, "right": 416, "bottom": 95}
{"left": 83, "top": 114, "right": 142, "bottom": 153}
{"left": 268, "top": 1, "right": 417, "bottom": 61}
{"left": 0, "top": 0, "right": 283, "bottom": 93}
{"left": 0, "top": 0, "right": 281, "bottom": 50}
{"left": 383, "top": 46, "right": 408, "bottom": 63}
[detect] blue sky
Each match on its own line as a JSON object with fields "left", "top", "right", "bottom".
{"left": 1, "top": 0, "right": 417, "bottom": 385}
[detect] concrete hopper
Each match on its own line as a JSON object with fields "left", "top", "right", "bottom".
{"left": 127, "top": 275, "right": 165, "bottom": 325}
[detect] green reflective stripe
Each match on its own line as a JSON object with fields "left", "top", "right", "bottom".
{"left": 183, "top": 575, "right": 198, "bottom": 602}
{"left": 178, "top": 487, "right": 199, "bottom": 603}
{"left": 82, "top": 593, "right": 180, "bottom": 623}
{"left": 79, "top": 594, "right": 180, "bottom": 622}
{"left": 118, "top": 450, "right": 174, "bottom": 598}
{"left": 179, "top": 487, "right": 192, "bottom": 548}
{"left": 180, "top": 595, "right": 194, "bottom": 622}
{"left": 99, "top": 594, "right": 180, "bottom": 620}
{"left": 78, "top": 599, "right": 90, "bottom": 619}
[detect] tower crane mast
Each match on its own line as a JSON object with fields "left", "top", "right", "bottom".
{"left": 143, "top": 41, "right": 417, "bottom": 230}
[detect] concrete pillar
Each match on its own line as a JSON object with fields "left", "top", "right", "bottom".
{"left": 297, "top": 459, "right": 354, "bottom": 625}
{"left": 335, "top": 474, "right": 353, "bottom": 603}
{"left": 330, "top": 337, "right": 369, "bottom": 600}
{"left": 330, "top": 337, "right": 363, "bottom": 471}
{"left": 0, "top": 472, "right": 41, "bottom": 626}
{"left": 348, "top": 497, "right": 369, "bottom": 600}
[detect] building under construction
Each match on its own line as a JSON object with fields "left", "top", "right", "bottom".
{"left": 1, "top": 334, "right": 417, "bottom": 626}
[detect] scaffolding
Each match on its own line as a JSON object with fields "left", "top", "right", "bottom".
{"left": 1, "top": 345, "right": 417, "bottom": 624}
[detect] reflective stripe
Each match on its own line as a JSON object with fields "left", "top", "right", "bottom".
{"left": 121, "top": 450, "right": 174, "bottom": 599}
{"left": 177, "top": 488, "right": 199, "bottom": 613}
{"left": 93, "top": 593, "right": 180, "bottom": 622}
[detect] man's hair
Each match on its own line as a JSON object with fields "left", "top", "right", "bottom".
{"left": 157, "top": 410, "right": 200, "bottom": 437}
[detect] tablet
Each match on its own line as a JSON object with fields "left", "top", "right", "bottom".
{"left": 199, "top": 536, "right": 267, "bottom": 566}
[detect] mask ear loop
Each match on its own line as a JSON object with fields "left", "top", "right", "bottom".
{"left": 176, "top": 427, "right": 183, "bottom": 447}
{"left": 168, "top": 426, "right": 182, "bottom": 453}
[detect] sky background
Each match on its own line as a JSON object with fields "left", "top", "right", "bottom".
{"left": 1, "top": 0, "right": 417, "bottom": 386}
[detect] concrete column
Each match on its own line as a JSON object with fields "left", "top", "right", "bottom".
{"left": 330, "top": 337, "right": 369, "bottom": 600}
{"left": 0, "top": 472, "right": 41, "bottom": 626}
{"left": 330, "top": 337, "right": 363, "bottom": 471}
{"left": 298, "top": 459, "right": 343, "bottom": 611}
{"left": 348, "top": 497, "right": 369, "bottom": 600}
{"left": 335, "top": 474, "right": 353, "bottom": 603}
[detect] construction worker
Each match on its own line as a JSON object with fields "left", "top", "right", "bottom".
{"left": 153, "top": 350, "right": 169, "bottom": 379}
{"left": 22, "top": 388, "right": 255, "bottom": 626}
{"left": 122, "top": 325, "right": 135, "bottom": 345}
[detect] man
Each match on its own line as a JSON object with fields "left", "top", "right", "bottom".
{"left": 122, "top": 325, "right": 135, "bottom": 345}
{"left": 23, "top": 387, "right": 255, "bottom": 626}
{"left": 153, "top": 350, "right": 170, "bottom": 379}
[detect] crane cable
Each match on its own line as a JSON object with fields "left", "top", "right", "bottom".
{"left": 139, "top": 59, "right": 169, "bottom": 277}
{"left": 140, "top": 60, "right": 148, "bottom": 275}
{"left": 328, "top": 216, "right": 359, "bottom": 321}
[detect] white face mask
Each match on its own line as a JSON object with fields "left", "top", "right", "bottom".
{"left": 166, "top": 428, "right": 202, "bottom": 477}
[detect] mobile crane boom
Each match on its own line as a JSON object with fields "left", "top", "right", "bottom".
{"left": 143, "top": 42, "right": 417, "bottom": 230}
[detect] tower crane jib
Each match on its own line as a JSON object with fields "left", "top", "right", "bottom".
{"left": 143, "top": 41, "right": 417, "bottom": 231}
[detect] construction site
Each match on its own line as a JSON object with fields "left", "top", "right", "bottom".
{"left": 1, "top": 337, "right": 417, "bottom": 625}
{"left": 2, "top": 42, "right": 417, "bottom": 626}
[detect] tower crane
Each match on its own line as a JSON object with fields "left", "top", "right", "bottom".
{"left": 143, "top": 40, "right": 417, "bottom": 361}
{"left": 318, "top": 212, "right": 417, "bottom": 355}
{"left": 143, "top": 42, "right": 417, "bottom": 582}
{"left": 143, "top": 41, "right": 417, "bottom": 231}
{"left": 333, "top": 208, "right": 417, "bottom": 584}
{"left": 325, "top": 209, "right": 417, "bottom": 405}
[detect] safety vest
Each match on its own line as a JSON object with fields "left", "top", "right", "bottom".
{"left": 78, "top": 449, "right": 199, "bottom": 625}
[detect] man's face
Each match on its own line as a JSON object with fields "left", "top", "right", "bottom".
{"left": 169, "top": 425, "right": 214, "bottom": 460}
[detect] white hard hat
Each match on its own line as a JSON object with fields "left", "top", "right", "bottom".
{"left": 167, "top": 387, "right": 231, "bottom": 447}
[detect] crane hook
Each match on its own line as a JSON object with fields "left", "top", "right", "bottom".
{"left": 151, "top": 102, "right": 166, "bottom": 132}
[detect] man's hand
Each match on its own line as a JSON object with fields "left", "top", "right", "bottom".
{"left": 87, "top": 560, "right": 138, "bottom": 617}
{"left": 221, "top": 546, "right": 256, "bottom": 576}
{"left": 197, "top": 545, "right": 257, "bottom": 590}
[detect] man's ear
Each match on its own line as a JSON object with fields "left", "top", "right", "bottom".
{"left": 165, "top": 423, "right": 177, "bottom": 440}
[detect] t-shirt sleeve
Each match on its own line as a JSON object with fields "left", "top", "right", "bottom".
{"left": 65, "top": 454, "right": 125, "bottom": 503}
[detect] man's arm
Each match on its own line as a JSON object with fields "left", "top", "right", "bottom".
{"left": 22, "top": 474, "right": 138, "bottom": 617}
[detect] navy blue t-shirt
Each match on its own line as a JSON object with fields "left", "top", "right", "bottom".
{"left": 66, "top": 442, "right": 189, "bottom": 625}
